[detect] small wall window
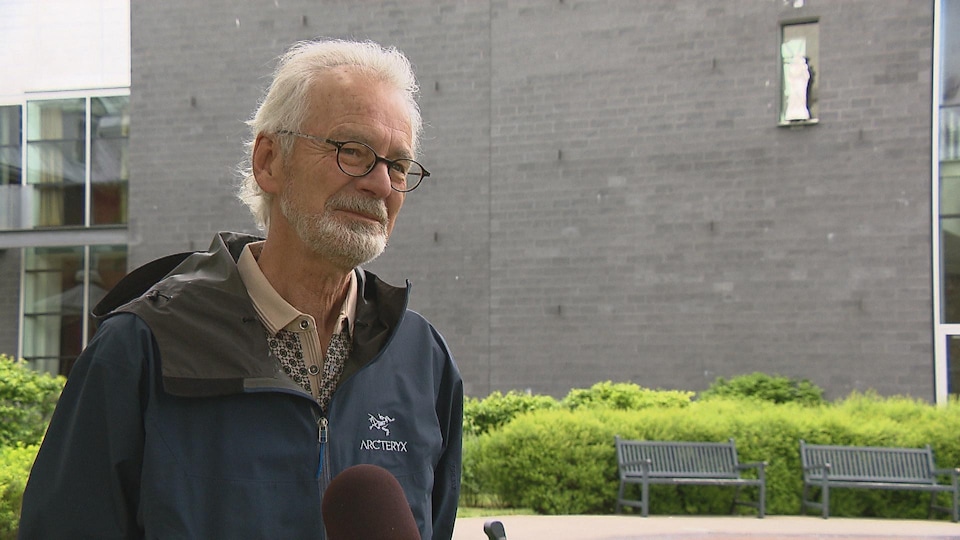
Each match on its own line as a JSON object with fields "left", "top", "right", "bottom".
{"left": 780, "top": 21, "right": 819, "bottom": 125}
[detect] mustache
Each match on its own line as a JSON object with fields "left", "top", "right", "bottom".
{"left": 325, "top": 194, "right": 388, "bottom": 225}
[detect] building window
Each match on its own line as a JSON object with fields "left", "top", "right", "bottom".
{"left": 5, "top": 93, "right": 129, "bottom": 231}
{"left": 22, "top": 244, "right": 127, "bottom": 376}
{"left": 780, "top": 21, "right": 819, "bottom": 125}
{"left": 0, "top": 106, "right": 22, "bottom": 229}
{"left": 26, "top": 98, "right": 87, "bottom": 227}
{"left": 4, "top": 91, "right": 130, "bottom": 377}
{"left": 90, "top": 96, "right": 130, "bottom": 225}
{"left": 942, "top": 160, "right": 960, "bottom": 327}
{"left": 951, "top": 336, "right": 960, "bottom": 396}
{"left": 937, "top": 0, "right": 960, "bottom": 401}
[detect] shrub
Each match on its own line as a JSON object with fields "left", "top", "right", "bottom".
{"left": 0, "top": 355, "right": 65, "bottom": 447}
{"left": 0, "top": 445, "right": 39, "bottom": 540}
{"left": 467, "top": 390, "right": 960, "bottom": 519}
{"left": 463, "top": 390, "right": 558, "bottom": 437}
{"left": 698, "top": 372, "right": 825, "bottom": 406}
{"left": 475, "top": 409, "right": 615, "bottom": 514}
{"left": 561, "top": 381, "right": 693, "bottom": 411}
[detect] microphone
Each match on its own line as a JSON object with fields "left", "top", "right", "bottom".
{"left": 322, "top": 464, "right": 420, "bottom": 540}
{"left": 483, "top": 519, "right": 507, "bottom": 540}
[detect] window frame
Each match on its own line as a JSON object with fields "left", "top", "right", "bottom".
{"left": 5, "top": 88, "right": 131, "bottom": 377}
{"left": 0, "top": 104, "right": 23, "bottom": 229}
{"left": 18, "top": 243, "right": 127, "bottom": 376}
{"left": 778, "top": 18, "right": 820, "bottom": 126}
{"left": 1, "top": 87, "right": 130, "bottom": 232}
{"left": 934, "top": 0, "right": 959, "bottom": 403}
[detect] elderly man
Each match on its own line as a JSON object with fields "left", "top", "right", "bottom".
{"left": 19, "top": 39, "right": 462, "bottom": 539}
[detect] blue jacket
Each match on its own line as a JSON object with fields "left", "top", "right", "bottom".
{"left": 19, "top": 232, "right": 463, "bottom": 539}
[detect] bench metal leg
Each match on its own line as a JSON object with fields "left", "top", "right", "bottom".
{"left": 615, "top": 481, "right": 625, "bottom": 514}
{"left": 641, "top": 481, "right": 649, "bottom": 517}
{"left": 801, "top": 482, "right": 829, "bottom": 518}
{"left": 731, "top": 485, "right": 765, "bottom": 518}
{"left": 800, "top": 483, "right": 811, "bottom": 515}
{"left": 821, "top": 483, "right": 830, "bottom": 519}
{"left": 759, "top": 481, "right": 766, "bottom": 518}
{"left": 730, "top": 486, "right": 741, "bottom": 515}
{"left": 953, "top": 485, "right": 959, "bottom": 523}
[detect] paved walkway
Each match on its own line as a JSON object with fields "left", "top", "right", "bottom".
{"left": 452, "top": 515, "right": 960, "bottom": 540}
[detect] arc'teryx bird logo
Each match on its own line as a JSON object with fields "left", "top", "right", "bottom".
{"left": 361, "top": 413, "right": 407, "bottom": 453}
{"left": 368, "top": 413, "right": 395, "bottom": 437}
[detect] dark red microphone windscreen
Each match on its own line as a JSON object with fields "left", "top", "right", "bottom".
{"left": 321, "top": 464, "right": 420, "bottom": 539}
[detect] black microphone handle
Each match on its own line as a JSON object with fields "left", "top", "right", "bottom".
{"left": 483, "top": 519, "right": 507, "bottom": 540}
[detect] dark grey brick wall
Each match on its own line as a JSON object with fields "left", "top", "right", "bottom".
{"left": 130, "top": 0, "right": 935, "bottom": 400}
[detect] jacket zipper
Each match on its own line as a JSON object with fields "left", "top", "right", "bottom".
{"left": 316, "top": 416, "right": 328, "bottom": 478}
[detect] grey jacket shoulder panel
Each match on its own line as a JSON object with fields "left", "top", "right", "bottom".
{"left": 96, "top": 231, "right": 409, "bottom": 398}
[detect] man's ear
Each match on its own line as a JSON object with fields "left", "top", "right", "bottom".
{"left": 252, "top": 133, "right": 284, "bottom": 194}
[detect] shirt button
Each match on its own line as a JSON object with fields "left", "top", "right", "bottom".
{"left": 308, "top": 364, "right": 320, "bottom": 375}
{"left": 299, "top": 320, "right": 309, "bottom": 330}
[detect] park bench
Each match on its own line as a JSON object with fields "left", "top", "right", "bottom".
{"left": 614, "top": 436, "right": 766, "bottom": 517}
{"left": 799, "top": 440, "right": 960, "bottom": 522}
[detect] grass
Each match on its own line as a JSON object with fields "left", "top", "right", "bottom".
{"left": 457, "top": 507, "right": 535, "bottom": 518}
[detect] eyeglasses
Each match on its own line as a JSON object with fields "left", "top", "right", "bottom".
{"left": 277, "top": 130, "right": 429, "bottom": 193}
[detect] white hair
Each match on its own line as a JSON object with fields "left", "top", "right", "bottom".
{"left": 237, "top": 39, "right": 422, "bottom": 231}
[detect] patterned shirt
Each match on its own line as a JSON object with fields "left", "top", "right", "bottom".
{"left": 236, "top": 242, "right": 356, "bottom": 404}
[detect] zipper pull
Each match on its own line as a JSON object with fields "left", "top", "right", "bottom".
{"left": 318, "top": 416, "right": 328, "bottom": 444}
{"left": 316, "top": 416, "right": 328, "bottom": 478}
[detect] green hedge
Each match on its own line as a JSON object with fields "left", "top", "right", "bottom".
{"left": 464, "top": 381, "right": 695, "bottom": 438}
{"left": 463, "top": 390, "right": 558, "bottom": 438}
{"left": 0, "top": 445, "right": 38, "bottom": 540}
{"left": 698, "top": 372, "right": 825, "bottom": 406}
{"left": 465, "top": 392, "right": 960, "bottom": 519}
{"left": 0, "top": 355, "right": 64, "bottom": 448}
{"left": 0, "top": 355, "right": 65, "bottom": 538}
{"left": 562, "top": 381, "right": 694, "bottom": 411}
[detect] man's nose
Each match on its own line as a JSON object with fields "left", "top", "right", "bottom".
{"left": 354, "top": 159, "right": 394, "bottom": 197}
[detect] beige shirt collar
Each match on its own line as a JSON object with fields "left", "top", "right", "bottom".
{"left": 237, "top": 241, "right": 356, "bottom": 337}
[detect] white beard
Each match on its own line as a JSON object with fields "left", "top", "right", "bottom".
{"left": 280, "top": 187, "right": 389, "bottom": 269}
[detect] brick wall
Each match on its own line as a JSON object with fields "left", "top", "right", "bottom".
{"left": 130, "top": 0, "right": 935, "bottom": 400}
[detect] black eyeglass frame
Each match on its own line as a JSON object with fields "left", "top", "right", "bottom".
{"left": 276, "top": 130, "right": 430, "bottom": 193}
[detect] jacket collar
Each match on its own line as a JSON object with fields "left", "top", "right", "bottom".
{"left": 99, "top": 232, "right": 409, "bottom": 398}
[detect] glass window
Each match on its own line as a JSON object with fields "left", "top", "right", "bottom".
{"left": 91, "top": 96, "right": 130, "bottom": 225}
{"left": 0, "top": 105, "right": 22, "bottom": 229}
{"left": 942, "top": 2, "right": 960, "bottom": 326}
{"left": 943, "top": 106, "right": 960, "bottom": 161}
{"left": 780, "top": 21, "right": 819, "bottom": 124}
{"left": 9, "top": 94, "right": 130, "bottom": 230}
{"left": 944, "top": 0, "right": 960, "bottom": 108}
{"left": 950, "top": 336, "right": 960, "bottom": 396}
{"left": 22, "top": 244, "right": 127, "bottom": 377}
{"left": 26, "top": 98, "right": 87, "bottom": 227}
{"left": 942, "top": 163, "right": 960, "bottom": 324}
{"left": 0, "top": 105, "right": 20, "bottom": 185}
{"left": 940, "top": 0, "right": 960, "bottom": 400}
{"left": 943, "top": 0, "right": 960, "bottom": 161}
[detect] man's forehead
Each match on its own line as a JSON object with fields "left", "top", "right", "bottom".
{"left": 304, "top": 71, "right": 414, "bottom": 146}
